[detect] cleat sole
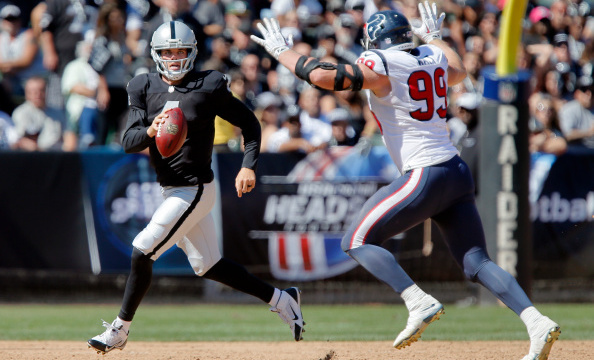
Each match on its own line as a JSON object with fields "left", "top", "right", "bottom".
{"left": 536, "top": 326, "right": 561, "bottom": 360}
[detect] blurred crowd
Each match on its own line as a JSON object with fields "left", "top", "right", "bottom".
{"left": 0, "top": 0, "right": 594, "bottom": 156}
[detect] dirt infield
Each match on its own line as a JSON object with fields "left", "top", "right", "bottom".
{"left": 0, "top": 340, "right": 589, "bottom": 360}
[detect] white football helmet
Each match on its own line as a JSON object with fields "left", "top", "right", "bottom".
{"left": 150, "top": 21, "right": 197, "bottom": 81}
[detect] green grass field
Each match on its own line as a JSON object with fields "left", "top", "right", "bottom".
{"left": 0, "top": 303, "right": 591, "bottom": 342}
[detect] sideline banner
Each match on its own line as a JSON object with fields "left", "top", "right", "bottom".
{"left": 218, "top": 147, "right": 403, "bottom": 281}
{"left": 1, "top": 148, "right": 593, "bottom": 280}
{"left": 0, "top": 152, "right": 89, "bottom": 270}
{"left": 530, "top": 148, "right": 594, "bottom": 278}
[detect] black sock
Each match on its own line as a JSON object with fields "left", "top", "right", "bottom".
{"left": 203, "top": 258, "right": 275, "bottom": 303}
{"left": 118, "top": 248, "right": 154, "bottom": 321}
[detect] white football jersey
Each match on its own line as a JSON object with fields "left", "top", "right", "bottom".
{"left": 357, "top": 44, "right": 459, "bottom": 173}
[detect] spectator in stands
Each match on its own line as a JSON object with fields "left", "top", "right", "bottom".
{"left": 448, "top": 92, "right": 481, "bottom": 192}
{"left": 549, "top": 0, "right": 570, "bottom": 35}
{"left": 528, "top": 93, "right": 568, "bottom": 156}
{"left": 40, "top": 0, "right": 94, "bottom": 109}
{"left": 448, "top": 92, "right": 480, "bottom": 148}
{"left": 334, "top": 13, "right": 364, "bottom": 65}
{"left": 255, "top": 91, "right": 283, "bottom": 152}
{"left": 319, "top": 93, "right": 338, "bottom": 120}
{"left": 0, "top": 4, "right": 47, "bottom": 103}
{"left": 61, "top": 33, "right": 100, "bottom": 150}
{"left": 229, "top": 21, "right": 258, "bottom": 67}
{"left": 475, "top": 10, "right": 498, "bottom": 65}
{"left": 332, "top": 88, "right": 376, "bottom": 142}
{"left": 297, "top": 86, "right": 332, "bottom": 147}
{"left": 89, "top": 3, "right": 134, "bottom": 146}
{"left": 517, "top": 43, "right": 535, "bottom": 71}
{"left": 224, "top": 0, "right": 252, "bottom": 32}
{"left": 193, "top": 0, "right": 225, "bottom": 37}
{"left": 201, "top": 32, "right": 234, "bottom": 73}
{"left": 567, "top": 9, "right": 587, "bottom": 62}
{"left": 240, "top": 53, "right": 266, "bottom": 109}
{"left": 30, "top": 2, "right": 47, "bottom": 39}
{"left": 267, "top": 104, "right": 321, "bottom": 153}
{"left": 328, "top": 107, "right": 357, "bottom": 146}
{"left": 448, "top": 0, "right": 483, "bottom": 56}
{"left": 12, "top": 76, "right": 64, "bottom": 151}
{"left": 550, "top": 33, "right": 581, "bottom": 78}
{"left": 0, "top": 81, "right": 16, "bottom": 115}
{"left": 462, "top": 51, "right": 482, "bottom": 89}
{"left": 311, "top": 24, "right": 337, "bottom": 59}
{"left": 0, "top": 110, "right": 18, "bottom": 149}
{"left": 558, "top": 78, "right": 594, "bottom": 149}
{"left": 524, "top": 6, "right": 554, "bottom": 45}
{"left": 271, "top": 0, "right": 323, "bottom": 24}
{"left": 344, "top": 0, "right": 367, "bottom": 29}
{"left": 532, "top": 66, "right": 571, "bottom": 111}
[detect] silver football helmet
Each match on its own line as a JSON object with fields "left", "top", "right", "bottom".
{"left": 150, "top": 21, "right": 197, "bottom": 81}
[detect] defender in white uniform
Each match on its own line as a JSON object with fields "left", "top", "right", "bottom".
{"left": 252, "top": 3, "right": 560, "bottom": 359}
{"left": 358, "top": 44, "right": 458, "bottom": 172}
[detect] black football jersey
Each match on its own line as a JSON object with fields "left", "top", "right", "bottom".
{"left": 122, "top": 70, "right": 261, "bottom": 186}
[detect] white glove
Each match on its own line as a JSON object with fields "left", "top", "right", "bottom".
{"left": 410, "top": 1, "right": 445, "bottom": 43}
{"left": 251, "top": 18, "right": 293, "bottom": 60}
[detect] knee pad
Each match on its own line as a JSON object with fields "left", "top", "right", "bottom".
{"left": 462, "top": 247, "right": 491, "bottom": 281}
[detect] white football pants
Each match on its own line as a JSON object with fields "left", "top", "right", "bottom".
{"left": 132, "top": 182, "right": 222, "bottom": 276}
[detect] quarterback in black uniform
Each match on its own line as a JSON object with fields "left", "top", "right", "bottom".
{"left": 88, "top": 21, "right": 304, "bottom": 355}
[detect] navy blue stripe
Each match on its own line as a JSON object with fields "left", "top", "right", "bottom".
{"left": 148, "top": 184, "right": 204, "bottom": 258}
{"left": 369, "top": 49, "right": 389, "bottom": 76}
{"left": 170, "top": 21, "right": 175, "bottom": 38}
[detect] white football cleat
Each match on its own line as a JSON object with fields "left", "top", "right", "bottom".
{"left": 270, "top": 287, "right": 305, "bottom": 341}
{"left": 522, "top": 317, "right": 561, "bottom": 360}
{"left": 87, "top": 319, "right": 129, "bottom": 354}
{"left": 393, "top": 295, "right": 444, "bottom": 349}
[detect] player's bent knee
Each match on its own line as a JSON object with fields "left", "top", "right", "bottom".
{"left": 131, "top": 247, "right": 150, "bottom": 262}
{"left": 341, "top": 234, "right": 354, "bottom": 253}
{"left": 341, "top": 231, "right": 365, "bottom": 253}
{"left": 130, "top": 247, "right": 154, "bottom": 275}
{"left": 463, "top": 247, "right": 491, "bottom": 281}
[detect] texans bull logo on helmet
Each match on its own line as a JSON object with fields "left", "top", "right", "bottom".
{"left": 362, "top": 10, "right": 414, "bottom": 51}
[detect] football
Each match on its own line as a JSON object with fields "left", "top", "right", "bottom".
{"left": 155, "top": 107, "right": 188, "bottom": 158}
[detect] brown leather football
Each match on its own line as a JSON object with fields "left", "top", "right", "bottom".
{"left": 155, "top": 107, "right": 188, "bottom": 158}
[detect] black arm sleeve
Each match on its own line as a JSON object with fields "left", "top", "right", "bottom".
{"left": 121, "top": 75, "right": 153, "bottom": 153}
{"left": 212, "top": 79, "right": 261, "bottom": 170}
{"left": 295, "top": 56, "right": 364, "bottom": 91}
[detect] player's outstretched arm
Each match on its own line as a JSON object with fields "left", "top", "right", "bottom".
{"left": 251, "top": 18, "right": 387, "bottom": 93}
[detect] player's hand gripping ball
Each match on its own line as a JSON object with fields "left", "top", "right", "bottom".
{"left": 156, "top": 107, "right": 188, "bottom": 157}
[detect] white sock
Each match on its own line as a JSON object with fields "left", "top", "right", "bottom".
{"left": 114, "top": 317, "right": 131, "bottom": 334}
{"left": 268, "top": 288, "right": 282, "bottom": 306}
{"left": 520, "top": 306, "right": 543, "bottom": 333}
{"left": 400, "top": 284, "right": 427, "bottom": 311}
